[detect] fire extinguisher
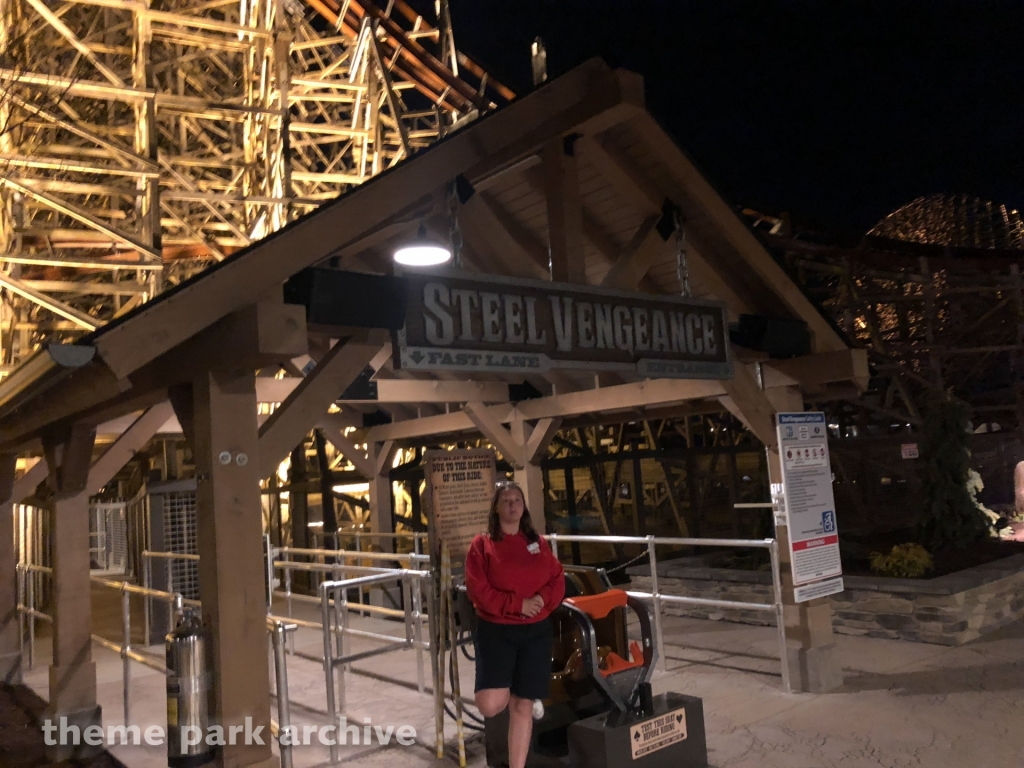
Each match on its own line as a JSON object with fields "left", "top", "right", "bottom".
{"left": 166, "top": 610, "right": 214, "bottom": 767}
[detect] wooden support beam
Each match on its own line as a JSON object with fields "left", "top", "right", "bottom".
{"left": 600, "top": 213, "right": 669, "bottom": 290}
{"left": 518, "top": 417, "right": 562, "bottom": 464}
{"left": 578, "top": 133, "right": 756, "bottom": 312}
{"left": 190, "top": 368, "right": 274, "bottom": 767}
{"left": 43, "top": 422, "right": 97, "bottom": 498}
{"left": 258, "top": 334, "right": 386, "bottom": 478}
{"left": 542, "top": 137, "right": 586, "bottom": 284}
{"left": 129, "top": 302, "right": 307, "bottom": 394}
{"left": 465, "top": 402, "right": 527, "bottom": 467}
{"left": 372, "top": 378, "right": 726, "bottom": 443}
{"left": 42, "top": 424, "right": 101, "bottom": 760}
{"left": 85, "top": 402, "right": 173, "bottom": 495}
{"left": 1, "top": 177, "right": 161, "bottom": 259}
{"left": 0, "top": 453, "right": 25, "bottom": 682}
{"left": 459, "top": 192, "right": 549, "bottom": 280}
{"left": 466, "top": 405, "right": 560, "bottom": 533}
{"left": 318, "top": 425, "right": 374, "bottom": 478}
{"left": 258, "top": 377, "right": 512, "bottom": 405}
{"left": 369, "top": 440, "right": 399, "bottom": 552}
{"left": 762, "top": 349, "right": 870, "bottom": 393}
{"left": 718, "top": 355, "right": 778, "bottom": 449}
{"left": 0, "top": 272, "right": 100, "bottom": 330}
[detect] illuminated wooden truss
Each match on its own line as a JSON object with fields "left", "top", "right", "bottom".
{"left": 0, "top": 0, "right": 510, "bottom": 369}
{"left": 747, "top": 207, "right": 1024, "bottom": 433}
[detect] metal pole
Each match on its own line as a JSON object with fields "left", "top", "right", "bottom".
{"left": 143, "top": 556, "right": 151, "bottom": 647}
{"left": 27, "top": 570, "right": 34, "bottom": 671}
{"left": 646, "top": 535, "right": 666, "bottom": 673}
{"left": 769, "top": 539, "right": 791, "bottom": 693}
{"left": 413, "top": 568, "right": 425, "bottom": 693}
{"left": 442, "top": 544, "right": 466, "bottom": 767}
{"left": 16, "top": 567, "right": 23, "bottom": 662}
{"left": 264, "top": 534, "right": 273, "bottom": 610}
{"left": 121, "top": 585, "right": 131, "bottom": 725}
{"left": 271, "top": 623, "right": 294, "bottom": 768}
{"left": 354, "top": 532, "right": 364, "bottom": 615}
{"left": 284, "top": 564, "right": 294, "bottom": 655}
{"left": 172, "top": 594, "right": 184, "bottom": 625}
{"left": 402, "top": 575, "right": 413, "bottom": 646}
{"left": 428, "top": 573, "right": 443, "bottom": 760}
{"left": 320, "top": 585, "right": 338, "bottom": 764}
{"left": 550, "top": 533, "right": 559, "bottom": 561}
{"left": 337, "top": 584, "right": 348, "bottom": 712}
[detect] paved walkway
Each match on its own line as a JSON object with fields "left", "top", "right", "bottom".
{"left": 18, "top": 591, "right": 1024, "bottom": 768}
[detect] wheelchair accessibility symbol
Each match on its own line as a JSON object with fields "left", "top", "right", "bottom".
{"left": 822, "top": 510, "right": 836, "bottom": 533}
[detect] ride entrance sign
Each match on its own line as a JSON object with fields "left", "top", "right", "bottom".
{"left": 776, "top": 412, "right": 844, "bottom": 603}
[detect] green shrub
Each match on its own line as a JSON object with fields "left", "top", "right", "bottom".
{"left": 917, "top": 396, "right": 991, "bottom": 550}
{"left": 869, "top": 544, "right": 934, "bottom": 579}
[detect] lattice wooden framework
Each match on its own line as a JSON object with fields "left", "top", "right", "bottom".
{"left": 759, "top": 224, "right": 1024, "bottom": 434}
{"left": 0, "top": 0, "right": 510, "bottom": 370}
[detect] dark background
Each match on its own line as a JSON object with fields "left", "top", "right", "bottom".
{"left": 430, "top": 1, "right": 1024, "bottom": 242}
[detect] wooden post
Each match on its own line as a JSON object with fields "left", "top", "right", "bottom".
{"left": 515, "top": 463, "right": 548, "bottom": 536}
{"left": 189, "top": 369, "right": 277, "bottom": 768}
{"left": 543, "top": 137, "right": 585, "bottom": 284}
{"left": 764, "top": 385, "right": 843, "bottom": 693}
{"left": 0, "top": 453, "right": 20, "bottom": 683}
{"left": 43, "top": 424, "right": 102, "bottom": 761}
{"left": 368, "top": 441, "right": 397, "bottom": 553}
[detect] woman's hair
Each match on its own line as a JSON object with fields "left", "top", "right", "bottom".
{"left": 487, "top": 481, "right": 540, "bottom": 544}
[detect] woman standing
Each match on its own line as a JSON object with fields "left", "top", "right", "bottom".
{"left": 465, "top": 481, "right": 565, "bottom": 768}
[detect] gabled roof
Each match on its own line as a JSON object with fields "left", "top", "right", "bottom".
{"left": 0, "top": 58, "right": 848, "bottom": 451}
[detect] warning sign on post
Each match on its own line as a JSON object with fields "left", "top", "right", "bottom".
{"left": 629, "top": 707, "right": 688, "bottom": 760}
{"left": 776, "top": 412, "right": 844, "bottom": 601}
{"left": 424, "top": 448, "right": 497, "bottom": 565}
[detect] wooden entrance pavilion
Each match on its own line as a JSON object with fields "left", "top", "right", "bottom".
{"left": 0, "top": 59, "right": 866, "bottom": 765}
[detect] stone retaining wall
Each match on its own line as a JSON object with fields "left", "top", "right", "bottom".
{"left": 628, "top": 553, "right": 1024, "bottom": 645}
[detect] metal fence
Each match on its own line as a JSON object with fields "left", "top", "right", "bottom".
{"left": 546, "top": 532, "right": 791, "bottom": 692}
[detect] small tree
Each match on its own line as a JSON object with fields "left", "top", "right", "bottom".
{"left": 917, "top": 396, "right": 990, "bottom": 550}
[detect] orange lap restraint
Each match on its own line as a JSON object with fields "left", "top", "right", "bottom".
{"left": 564, "top": 590, "right": 645, "bottom": 678}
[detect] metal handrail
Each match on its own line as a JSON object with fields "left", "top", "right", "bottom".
{"left": 89, "top": 577, "right": 186, "bottom": 726}
{"left": 545, "top": 532, "right": 790, "bottom": 692}
{"left": 275, "top": 546, "right": 429, "bottom": 563}
{"left": 318, "top": 569, "right": 429, "bottom": 763}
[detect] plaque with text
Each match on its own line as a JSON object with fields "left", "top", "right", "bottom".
{"left": 424, "top": 448, "right": 497, "bottom": 566}
{"left": 776, "top": 412, "right": 844, "bottom": 602}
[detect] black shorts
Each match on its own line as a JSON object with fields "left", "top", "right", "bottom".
{"left": 473, "top": 617, "right": 553, "bottom": 700}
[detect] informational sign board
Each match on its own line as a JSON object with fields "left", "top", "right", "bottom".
{"left": 776, "top": 412, "right": 844, "bottom": 602}
{"left": 629, "top": 707, "right": 688, "bottom": 760}
{"left": 424, "top": 448, "right": 497, "bottom": 566}
{"left": 900, "top": 443, "right": 919, "bottom": 460}
{"left": 395, "top": 269, "right": 732, "bottom": 380}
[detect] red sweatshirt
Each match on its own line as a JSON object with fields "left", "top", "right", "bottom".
{"left": 465, "top": 532, "right": 565, "bottom": 624}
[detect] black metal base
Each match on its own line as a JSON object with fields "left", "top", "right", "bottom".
{"left": 567, "top": 693, "right": 708, "bottom": 768}
{"left": 169, "top": 749, "right": 217, "bottom": 768}
{"left": 485, "top": 692, "right": 706, "bottom": 768}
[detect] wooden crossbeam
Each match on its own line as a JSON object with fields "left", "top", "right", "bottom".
{"left": 542, "top": 138, "right": 585, "bottom": 284}
{"left": 600, "top": 213, "right": 668, "bottom": 290}
{"left": 257, "top": 334, "right": 387, "bottom": 478}
{"left": 85, "top": 403, "right": 173, "bottom": 495}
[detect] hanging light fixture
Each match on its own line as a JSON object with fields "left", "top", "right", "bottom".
{"left": 392, "top": 224, "right": 452, "bottom": 267}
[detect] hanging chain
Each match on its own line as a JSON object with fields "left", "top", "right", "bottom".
{"left": 674, "top": 208, "right": 691, "bottom": 297}
{"left": 605, "top": 548, "right": 651, "bottom": 574}
{"left": 447, "top": 179, "right": 463, "bottom": 269}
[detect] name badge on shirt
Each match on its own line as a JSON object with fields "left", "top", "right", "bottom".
{"left": 527, "top": 542, "right": 540, "bottom": 554}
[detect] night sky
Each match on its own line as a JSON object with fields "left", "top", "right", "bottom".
{"left": 441, "top": 1, "right": 1024, "bottom": 242}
